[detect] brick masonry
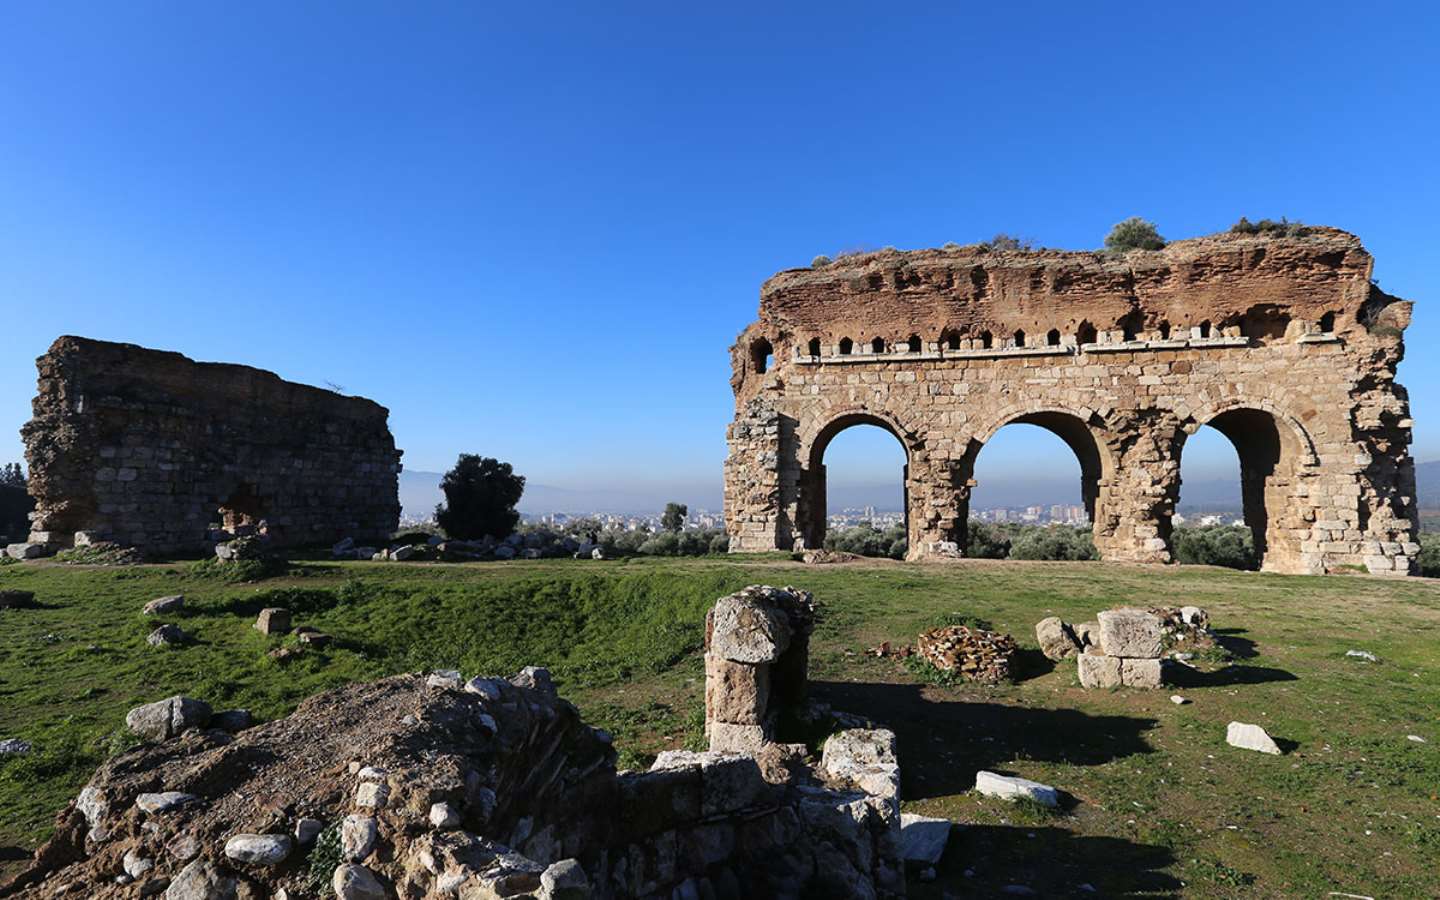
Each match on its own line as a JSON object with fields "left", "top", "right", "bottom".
{"left": 724, "top": 228, "right": 1418, "bottom": 575}
{"left": 21, "top": 336, "right": 402, "bottom": 554}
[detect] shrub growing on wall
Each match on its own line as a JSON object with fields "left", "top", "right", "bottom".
{"left": 1104, "top": 217, "right": 1166, "bottom": 251}
{"left": 435, "top": 455, "right": 526, "bottom": 541}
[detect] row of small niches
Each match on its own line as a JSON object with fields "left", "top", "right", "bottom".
{"left": 792, "top": 332, "right": 1344, "bottom": 364}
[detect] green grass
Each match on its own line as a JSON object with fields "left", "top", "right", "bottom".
{"left": 2, "top": 555, "right": 1438, "bottom": 898}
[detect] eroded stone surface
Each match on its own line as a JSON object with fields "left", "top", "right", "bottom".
{"left": 1097, "top": 608, "right": 1164, "bottom": 659}
{"left": 723, "top": 230, "right": 1418, "bottom": 575}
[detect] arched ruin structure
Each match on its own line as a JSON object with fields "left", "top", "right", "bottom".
{"left": 724, "top": 228, "right": 1419, "bottom": 575}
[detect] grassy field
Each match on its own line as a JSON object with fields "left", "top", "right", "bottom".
{"left": 1, "top": 555, "right": 1438, "bottom": 898}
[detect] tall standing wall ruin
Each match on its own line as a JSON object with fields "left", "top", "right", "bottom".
{"left": 19, "top": 336, "right": 402, "bottom": 554}
{"left": 724, "top": 227, "right": 1419, "bottom": 575}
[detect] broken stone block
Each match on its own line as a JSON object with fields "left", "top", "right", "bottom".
{"left": 125, "top": 696, "right": 212, "bottom": 741}
{"left": 254, "top": 608, "right": 291, "bottom": 636}
{"left": 1097, "top": 608, "right": 1163, "bottom": 658}
{"left": 1035, "top": 616, "right": 1080, "bottom": 660}
{"left": 973, "top": 771, "right": 1058, "bottom": 807}
{"left": 899, "top": 813, "right": 951, "bottom": 866}
{"left": 708, "top": 590, "right": 793, "bottom": 663}
{"left": 705, "top": 720, "right": 769, "bottom": 754}
{"left": 1120, "top": 657, "right": 1163, "bottom": 689}
{"left": 650, "top": 750, "right": 766, "bottom": 816}
{"left": 1077, "top": 652, "right": 1123, "bottom": 689}
{"left": 142, "top": 594, "right": 184, "bottom": 615}
{"left": 1072, "top": 621, "right": 1098, "bottom": 647}
{"left": 146, "top": 624, "right": 187, "bottom": 647}
{"left": 1226, "top": 721, "right": 1282, "bottom": 755}
{"left": 704, "top": 653, "right": 769, "bottom": 725}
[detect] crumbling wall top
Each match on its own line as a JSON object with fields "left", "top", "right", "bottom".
{"left": 753, "top": 228, "right": 1405, "bottom": 341}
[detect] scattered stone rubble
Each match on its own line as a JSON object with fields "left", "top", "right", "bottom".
{"left": 1038, "top": 605, "right": 1214, "bottom": 690}
{"left": 914, "top": 625, "right": 1017, "bottom": 684}
{"left": 5, "top": 586, "right": 917, "bottom": 899}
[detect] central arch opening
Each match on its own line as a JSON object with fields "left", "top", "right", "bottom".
{"left": 961, "top": 412, "right": 1103, "bottom": 560}
{"left": 1173, "top": 408, "right": 1294, "bottom": 570}
{"left": 803, "top": 416, "right": 909, "bottom": 558}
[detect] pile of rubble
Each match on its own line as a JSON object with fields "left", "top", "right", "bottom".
{"left": 4, "top": 585, "right": 920, "bottom": 899}
{"left": 797, "top": 549, "right": 860, "bottom": 565}
{"left": 1035, "top": 606, "right": 1211, "bottom": 690}
{"left": 914, "top": 625, "right": 1018, "bottom": 684}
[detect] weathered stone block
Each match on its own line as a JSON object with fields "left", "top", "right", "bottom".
{"left": 1097, "top": 608, "right": 1164, "bottom": 659}
{"left": 1120, "top": 657, "right": 1163, "bottom": 689}
{"left": 254, "top": 608, "right": 291, "bottom": 636}
{"left": 704, "top": 653, "right": 769, "bottom": 725}
{"left": 1077, "top": 652, "right": 1123, "bottom": 689}
{"left": 1035, "top": 616, "right": 1080, "bottom": 660}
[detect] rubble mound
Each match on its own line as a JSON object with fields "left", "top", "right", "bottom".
{"left": 798, "top": 549, "right": 860, "bottom": 565}
{"left": 6, "top": 666, "right": 904, "bottom": 899}
{"left": 914, "top": 625, "right": 1017, "bottom": 684}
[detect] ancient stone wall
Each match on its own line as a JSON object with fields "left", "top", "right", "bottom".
{"left": 724, "top": 227, "right": 1419, "bottom": 575}
{"left": 19, "top": 336, "right": 401, "bottom": 554}
{"left": 7, "top": 586, "right": 905, "bottom": 899}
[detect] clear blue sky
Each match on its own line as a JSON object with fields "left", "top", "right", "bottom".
{"left": 2, "top": 2, "right": 1436, "bottom": 511}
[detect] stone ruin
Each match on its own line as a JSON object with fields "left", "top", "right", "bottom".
{"left": 3, "top": 586, "right": 913, "bottom": 899}
{"left": 15, "top": 336, "right": 402, "bottom": 556}
{"left": 724, "top": 227, "right": 1419, "bottom": 574}
{"left": 1038, "top": 606, "right": 1214, "bottom": 689}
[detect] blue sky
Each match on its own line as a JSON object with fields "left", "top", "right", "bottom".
{"left": 1, "top": 2, "right": 1436, "bottom": 512}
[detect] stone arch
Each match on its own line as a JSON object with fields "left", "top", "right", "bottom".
{"left": 960, "top": 404, "right": 1116, "bottom": 556}
{"left": 796, "top": 407, "right": 934, "bottom": 557}
{"left": 1173, "top": 401, "right": 1319, "bottom": 572}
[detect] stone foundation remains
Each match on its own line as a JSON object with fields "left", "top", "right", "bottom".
{"left": 724, "top": 227, "right": 1418, "bottom": 574}
{"left": 4, "top": 586, "right": 907, "bottom": 899}
{"left": 17, "top": 336, "right": 401, "bottom": 555}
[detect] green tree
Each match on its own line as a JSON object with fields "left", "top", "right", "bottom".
{"left": 661, "top": 502, "right": 688, "bottom": 533}
{"left": 0, "top": 463, "right": 33, "bottom": 543}
{"left": 1104, "top": 217, "right": 1166, "bottom": 251}
{"left": 434, "top": 455, "right": 526, "bottom": 541}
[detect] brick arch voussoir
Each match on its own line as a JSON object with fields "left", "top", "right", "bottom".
{"left": 1180, "top": 395, "right": 1320, "bottom": 467}
{"left": 798, "top": 403, "right": 928, "bottom": 466}
{"left": 966, "top": 399, "right": 1123, "bottom": 475}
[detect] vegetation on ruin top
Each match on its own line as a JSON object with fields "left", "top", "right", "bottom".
{"left": 1, "top": 556, "right": 1438, "bottom": 897}
{"left": 793, "top": 218, "right": 1354, "bottom": 278}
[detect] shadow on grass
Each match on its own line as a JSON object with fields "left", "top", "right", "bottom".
{"left": 1164, "top": 663, "right": 1296, "bottom": 688}
{"left": 810, "top": 680, "right": 1158, "bottom": 801}
{"left": 1009, "top": 648, "right": 1056, "bottom": 682}
{"left": 931, "top": 824, "right": 1181, "bottom": 898}
{"left": 1213, "top": 628, "right": 1259, "bottom": 659}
